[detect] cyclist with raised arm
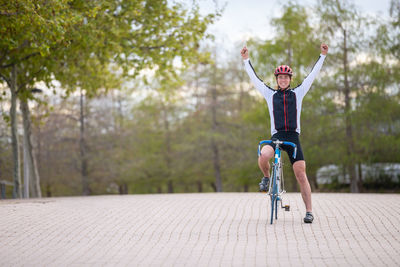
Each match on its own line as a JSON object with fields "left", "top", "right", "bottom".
{"left": 241, "top": 43, "right": 328, "bottom": 223}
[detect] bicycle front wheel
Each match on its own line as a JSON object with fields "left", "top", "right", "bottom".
{"left": 270, "top": 166, "right": 278, "bottom": 224}
{"left": 270, "top": 194, "right": 275, "bottom": 224}
{"left": 270, "top": 166, "right": 279, "bottom": 224}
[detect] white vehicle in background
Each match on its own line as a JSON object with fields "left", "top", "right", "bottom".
{"left": 317, "top": 163, "right": 400, "bottom": 187}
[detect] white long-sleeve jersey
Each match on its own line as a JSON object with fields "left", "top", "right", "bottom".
{"left": 244, "top": 54, "right": 326, "bottom": 135}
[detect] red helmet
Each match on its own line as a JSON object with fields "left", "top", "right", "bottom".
{"left": 274, "top": 65, "right": 293, "bottom": 77}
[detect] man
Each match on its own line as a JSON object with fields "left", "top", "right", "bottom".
{"left": 241, "top": 43, "right": 328, "bottom": 223}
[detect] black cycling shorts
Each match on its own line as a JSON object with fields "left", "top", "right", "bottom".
{"left": 266, "top": 131, "right": 304, "bottom": 165}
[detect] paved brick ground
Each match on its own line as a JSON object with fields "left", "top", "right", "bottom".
{"left": 1, "top": 193, "right": 400, "bottom": 266}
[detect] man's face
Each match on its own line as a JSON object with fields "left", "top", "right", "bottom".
{"left": 276, "top": 74, "right": 291, "bottom": 89}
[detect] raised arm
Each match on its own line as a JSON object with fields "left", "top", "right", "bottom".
{"left": 294, "top": 43, "right": 328, "bottom": 98}
{"left": 241, "top": 46, "right": 274, "bottom": 98}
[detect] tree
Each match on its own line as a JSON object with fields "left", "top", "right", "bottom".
{"left": 316, "top": 0, "right": 375, "bottom": 192}
{"left": 0, "top": 0, "right": 218, "bottom": 196}
{"left": 0, "top": 0, "right": 84, "bottom": 197}
{"left": 351, "top": 0, "right": 400, "bottom": 170}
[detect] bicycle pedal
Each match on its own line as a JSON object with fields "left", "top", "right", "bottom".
{"left": 284, "top": 205, "right": 290, "bottom": 211}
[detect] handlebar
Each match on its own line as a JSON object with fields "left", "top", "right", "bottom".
{"left": 258, "top": 139, "right": 297, "bottom": 159}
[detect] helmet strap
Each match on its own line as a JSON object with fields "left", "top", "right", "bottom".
{"left": 278, "top": 85, "right": 290, "bottom": 90}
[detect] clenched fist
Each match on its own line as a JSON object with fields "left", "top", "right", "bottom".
{"left": 321, "top": 43, "right": 328, "bottom": 55}
{"left": 241, "top": 46, "right": 249, "bottom": 60}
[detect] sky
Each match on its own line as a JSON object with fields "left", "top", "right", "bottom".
{"left": 197, "top": 0, "right": 392, "bottom": 57}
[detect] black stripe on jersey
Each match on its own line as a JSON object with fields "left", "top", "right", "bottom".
{"left": 248, "top": 60, "right": 275, "bottom": 92}
{"left": 292, "top": 55, "right": 322, "bottom": 88}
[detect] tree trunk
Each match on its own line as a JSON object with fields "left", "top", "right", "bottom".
{"left": 243, "top": 184, "right": 249, "bottom": 192}
{"left": 37, "top": 116, "right": 51, "bottom": 197}
{"left": 10, "top": 65, "right": 22, "bottom": 198}
{"left": 167, "top": 180, "right": 173, "bottom": 194}
{"left": 119, "top": 183, "right": 128, "bottom": 194}
{"left": 162, "top": 104, "right": 173, "bottom": 193}
{"left": 23, "top": 133, "right": 29, "bottom": 198}
{"left": 45, "top": 184, "right": 51, "bottom": 197}
{"left": 357, "top": 162, "right": 363, "bottom": 189}
{"left": 310, "top": 174, "right": 318, "bottom": 191}
{"left": 211, "top": 67, "right": 222, "bottom": 192}
{"left": 342, "top": 29, "right": 360, "bottom": 193}
{"left": 79, "top": 89, "right": 90, "bottom": 195}
{"left": 197, "top": 181, "right": 203, "bottom": 192}
{"left": 194, "top": 64, "right": 204, "bottom": 194}
{"left": 210, "top": 182, "right": 217, "bottom": 192}
{"left": 21, "top": 98, "right": 42, "bottom": 198}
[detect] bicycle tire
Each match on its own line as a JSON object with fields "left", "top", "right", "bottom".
{"left": 270, "top": 165, "right": 279, "bottom": 224}
{"left": 270, "top": 194, "right": 275, "bottom": 224}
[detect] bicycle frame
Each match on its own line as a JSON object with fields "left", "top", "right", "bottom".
{"left": 258, "top": 139, "right": 297, "bottom": 224}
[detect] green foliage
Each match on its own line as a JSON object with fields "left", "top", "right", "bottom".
{"left": 0, "top": 0, "right": 219, "bottom": 196}
{"left": 0, "top": 0, "right": 219, "bottom": 96}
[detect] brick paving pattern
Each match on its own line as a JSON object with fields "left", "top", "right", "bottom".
{"left": 1, "top": 193, "right": 400, "bottom": 266}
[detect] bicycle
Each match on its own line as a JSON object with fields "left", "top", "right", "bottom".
{"left": 258, "top": 139, "right": 297, "bottom": 224}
